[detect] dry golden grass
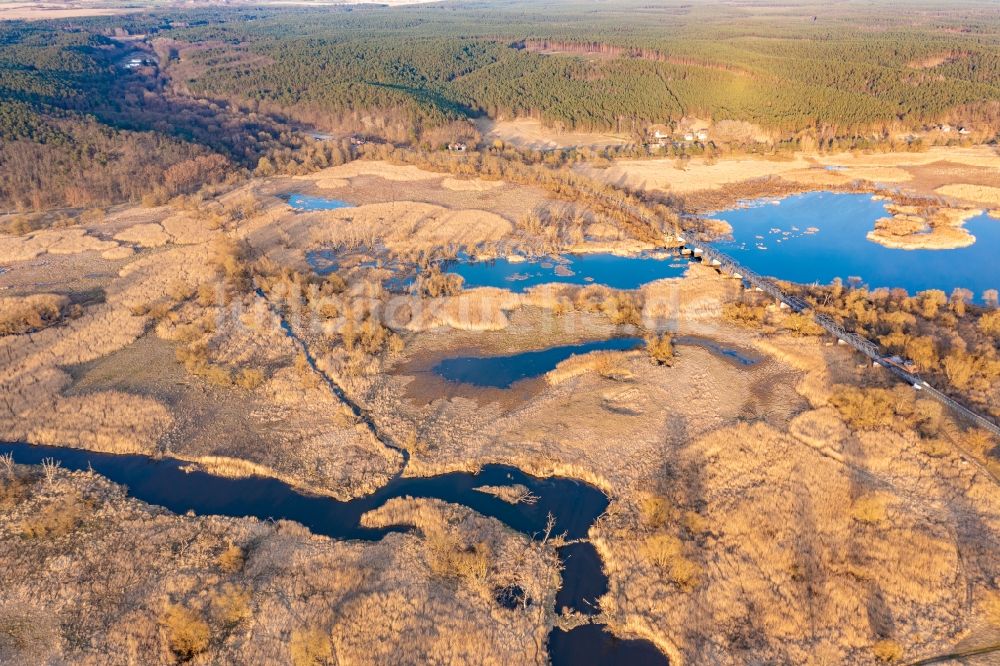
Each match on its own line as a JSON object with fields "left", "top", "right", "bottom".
{"left": 850, "top": 493, "right": 890, "bottom": 524}
{"left": 474, "top": 484, "right": 537, "bottom": 505}
{"left": 867, "top": 206, "right": 980, "bottom": 250}
{"left": 474, "top": 117, "right": 629, "bottom": 151}
{"left": 0, "top": 5, "right": 131, "bottom": 20}
{"left": 0, "top": 470, "right": 33, "bottom": 511}
{"left": 426, "top": 529, "right": 492, "bottom": 585}
{"left": 580, "top": 147, "right": 999, "bottom": 199}
{"left": 935, "top": 184, "right": 1000, "bottom": 207}
{"left": 980, "top": 590, "right": 1000, "bottom": 627}
{"left": 546, "top": 350, "right": 637, "bottom": 385}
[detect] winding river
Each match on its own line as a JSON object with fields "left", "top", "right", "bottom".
{"left": 0, "top": 441, "right": 667, "bottom": 665}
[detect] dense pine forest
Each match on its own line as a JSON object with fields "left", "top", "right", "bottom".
{"left": 160, "top": 0, "right": 1000, "bottom": 136}
{"left": 1, "top": 0, "right": 998, "bottom": 210}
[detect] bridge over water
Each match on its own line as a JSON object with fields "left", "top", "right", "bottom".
{"left": 679, "top": 238, "right": 1000, "bottom": 440}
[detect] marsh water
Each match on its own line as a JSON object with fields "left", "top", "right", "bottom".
{"left": 433, "top": 337, "right": 645, "bottom": 388}
{"left": 284, "top": 193, "right": 353, "bottom": 211}
{"left": 447, "top": 253, "right": 691, "bottom": 292}
{"left": 430, "top": 335, "right": 758, "bottom": 389}
{"left": 711, "top": 192, "right": 1000, "bottom": 301}
{"left": 0, "top": 442, "right": 667, "bottom": 665}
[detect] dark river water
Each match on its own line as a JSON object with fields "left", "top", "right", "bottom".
{"left": 0, "top": 442, "right": 667, "bottom": 665}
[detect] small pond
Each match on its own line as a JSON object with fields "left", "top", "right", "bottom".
{"left": 429, "top": 335, "right": 758, "bottom": 390}
{"left": 284, "top": 193, "right": 353, "bottom": 212}
{"left": 0, "top": 441, "right": 666, "bottom": 665}
{"left": 446, "top": 253, "right": 691, "bottom": 292}
{"left": 433, "top": 338, "right": 644, "bottom": 388}
{"left": 710, "top": 192, "right": 1000, "bottom": 301}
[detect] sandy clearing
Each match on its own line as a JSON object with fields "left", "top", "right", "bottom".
{"left": 0, "top": 228, "right": 118, "bottom": 263}
{"left": 578, "top": 146, "right": 1000, "bottom": 197}
{"left": 441, "top": 177, "right": 506, "bottom": 192}
{"left": 114, "top": 222, "right": 171, "bottom": 248}
{"left": 0, "top": 3, "right": 135, "bottom": 20}
{"left": 476, "top": 117, "right": 632, "bottom": 151}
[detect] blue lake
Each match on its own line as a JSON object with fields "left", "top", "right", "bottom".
{"left": 447, "top": 253, "right": 691, "bottom": 292}
{"left": 285, "top": 193, "right": 353, "bottom": 211}
{"left": 711, "top": 192, "right": 1000, "bottom": 301}
{"left": 433, "top": 337, "right": 644, "bottom": 388}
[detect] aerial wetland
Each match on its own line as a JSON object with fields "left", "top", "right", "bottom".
{"left": 2, "top": 1, "right": 1000, "bottom": 664}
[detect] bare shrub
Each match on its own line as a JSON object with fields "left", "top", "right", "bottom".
{"left": 209, "top": 584, "right": 251, "bottom": 628}
{"left": 640, "top": 534, "right": 699, "bottom": 590}
{"left": 20, "top": 492, "right": 91, "bottom": 539}
{"left": 641, "top": 533, "right": 682, "bottom": 568}
{"left": 645, "top": 333, "right": 674, "bottom": 365}
{"left": 0, "top": 452, "right": 13, "bottom": 476}
{"left": 224, "top": 195, "right": 260, "bottom": 224}
{"left": 723, "top": 301, "right": 767, "bottom": 326}
{"left": 41, "top": 458, "right": 60, "bottom": 485}
{"left": 639, "top": 494, "right": 671, "bottom": 529}
{"left": 417, "top": 266, "right": 463, "bottom": 298}
{"left": 980, "top": 310, "right": 1000, "bottom": 338}
{"left": 217, "top": 544, "right": 245, "bottom": 573}
{"left": 872, "top": 639, "right": 903, "bottom": 662}
{"left": 290, "top": 627, "right": 333, "bottom": 666}
{"left": 212, "top": 236, "right": 252, "bottom": 291}
{"left": 780, "top": 312, "right": 824, "bottom": 336}
{"left": 235, "top": 368, "right": 267, "bottom": 391}
{"left": 0, "top": 471, "right": 33, "bottom": 510}
{"left": 682, "top": 510, "right": 710, "bottom": 536}
{"left": 601, "top": 292, "right": 642, "bottom": 326}
{"left": 162, "top": 604, "right": 211, "bottom": 660}
{"left": 426, "top": 529, "right": 491, "bottom": 586}
{"left": 829, "top": 387, "right": 896, "bottom": 430}
{"left": 0, "top": 294, "right": 70, "bottom": 336}
{"left": 943, "top": 351, "right": 976, "bottom": 390}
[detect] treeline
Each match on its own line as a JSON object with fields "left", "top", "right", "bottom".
{"left": 788, "top": 282, "right": 1000, "bottom": 418}
{"left": 0, "top": 20, "right": 308, "bottom": 211}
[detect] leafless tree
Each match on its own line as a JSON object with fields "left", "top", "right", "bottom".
{"left": 41, "top": 457, "right": 61, "bottom": 485}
